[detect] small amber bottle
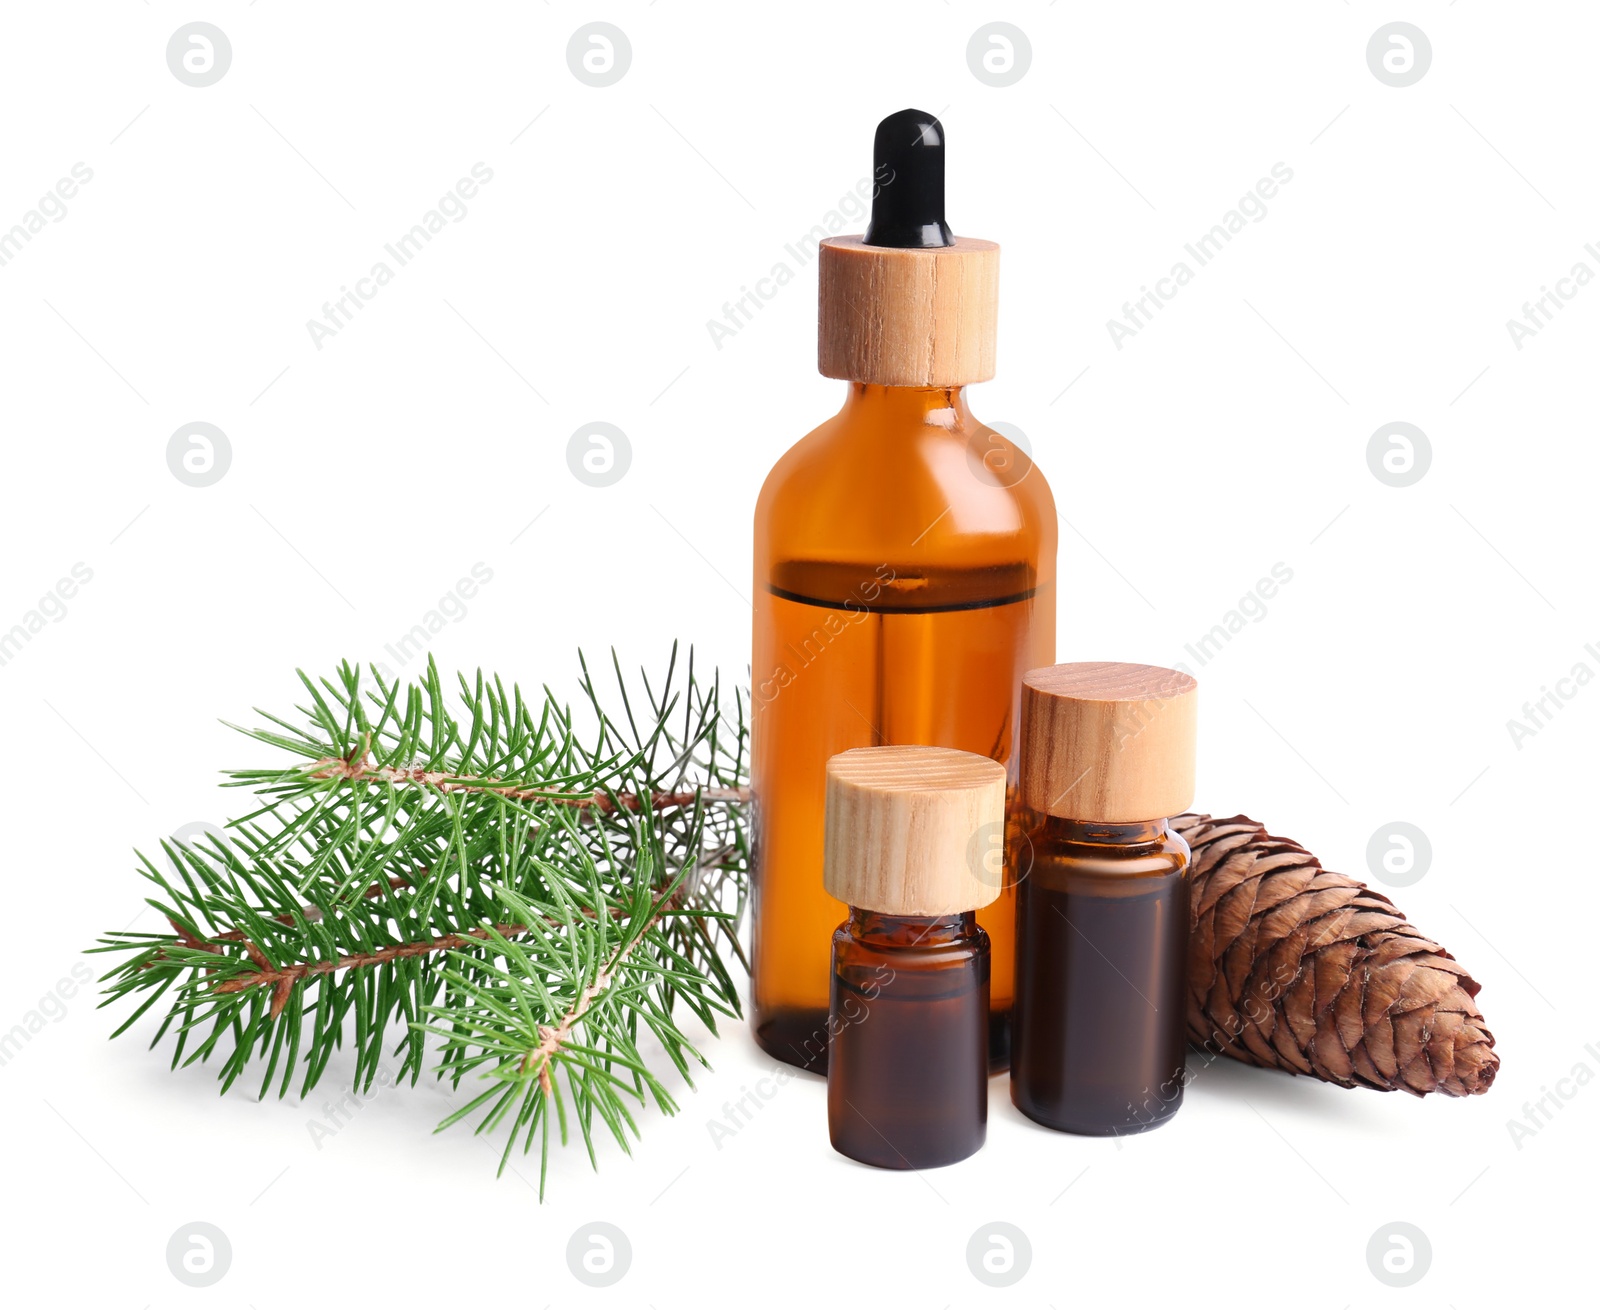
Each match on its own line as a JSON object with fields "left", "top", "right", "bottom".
{"left": 822, "top": 745, "right": 1006, "bottom": 1169}
{"left": 1011, "top": 663, "right": 1199, "bottom": 1136}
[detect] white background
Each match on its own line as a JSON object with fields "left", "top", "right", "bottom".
{"left": 0, "top": 2, "right": 1592, "bottom": 1304}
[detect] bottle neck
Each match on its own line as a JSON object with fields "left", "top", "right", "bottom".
{"left": 836, "top": 382, "right": 974, "bottom": 429}
{"left": 1038, "top": 817, "right": 1172, "bottom": 848}
{"left": 847, "top": 907, "right": 978, "bottom": 948}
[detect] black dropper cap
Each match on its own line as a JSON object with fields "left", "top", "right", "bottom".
{"left": 863, "top": 108, "right": 954, "bottom": 249}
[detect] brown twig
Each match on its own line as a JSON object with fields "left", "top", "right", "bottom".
{"left": 521, "top": 885, "right": 683, "bottom": 1095}
{"left": 205, "top": 902, "right": 621, "bottom": 1003}
{"left": 305, "top": 739, "right": 750, "bottom": 811}
{"left": 168, "top": 873, "right": 411, "bottom": 950}
{"left": 158, "top": 874, "right": 415, "bottom": 1005}
{"left": 190, "top": 845, "right": 741, "bottom": 1029}
{"left": 214, "top": 923, "right": 531, "bottom": 1003}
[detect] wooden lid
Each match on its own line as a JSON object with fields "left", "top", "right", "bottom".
{"left": 817, "top": 236, "right": 999, "bottom": 387}
{"left": 1019, "top": 663, "right": 1198, "bottom": 822}
{"left": 822, "top": 745, "right": 1008, "bottom": 915}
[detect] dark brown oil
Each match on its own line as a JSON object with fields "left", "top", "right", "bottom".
{"left": 827, "top": 910, "right": 988, "bottom": 1168}
{"left": 1011, "top": 818, "right": 1189, "bottom": 1136}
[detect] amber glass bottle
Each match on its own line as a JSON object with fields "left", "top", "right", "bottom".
{"left": 822, "top": 746, "right": 1005, "bottom": 1168}
{"left": 1010, "top": 663, "right": 1199, "bottom": 1136}
{"left": 750, "top": 111, "right": 1056, "bottom": 1073}
{"left": 1013, "top": 818, "right": 1190, "bottom": 1134}
{"left": 830, "top": 910, "right": 989, "bottom": 1168}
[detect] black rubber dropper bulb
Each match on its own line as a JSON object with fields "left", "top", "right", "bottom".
{"left": 863, "top": 108, "right": 955, "bottom": 249}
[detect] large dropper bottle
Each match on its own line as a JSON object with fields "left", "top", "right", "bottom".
{"left": 749, "top": 108, "right": 1058, "bottom": 1073}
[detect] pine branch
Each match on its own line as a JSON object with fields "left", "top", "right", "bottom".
{"left": 93, "top": 647, "right": 750, "bottom": 1193}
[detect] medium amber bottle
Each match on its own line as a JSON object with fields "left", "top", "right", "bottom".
{"left": 822, "top": 745, "right": 1006, "bottom": 1169}
{"left": 1010, "top": 663, "right": 1199, "bottom": 1136}
{"left": 750, "top": 110, "right": 1056, "bottom": 1073}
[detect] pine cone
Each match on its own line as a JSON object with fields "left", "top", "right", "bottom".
{"left": 1175, "top": 813, "right": 1498, "bottom": 1096}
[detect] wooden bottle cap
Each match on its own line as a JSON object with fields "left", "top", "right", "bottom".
{"left": 823, "top": 745, "right": 1008, "bottom": 915}
{"left": 1019, "top": 663, "right": 1198, "bottom": 822}
{"left": 817, "top": 236, "right": 999, "bottom": 387}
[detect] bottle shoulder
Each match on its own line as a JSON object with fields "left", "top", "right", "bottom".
{"left": 755, "top": 403, "right": 1057, "bottom": 566}
{"left": 1023, "top": 830, "right": 1190, "bottom": 893}
{"left": 831, "top": 919, "right": 990, "bottom": 969}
